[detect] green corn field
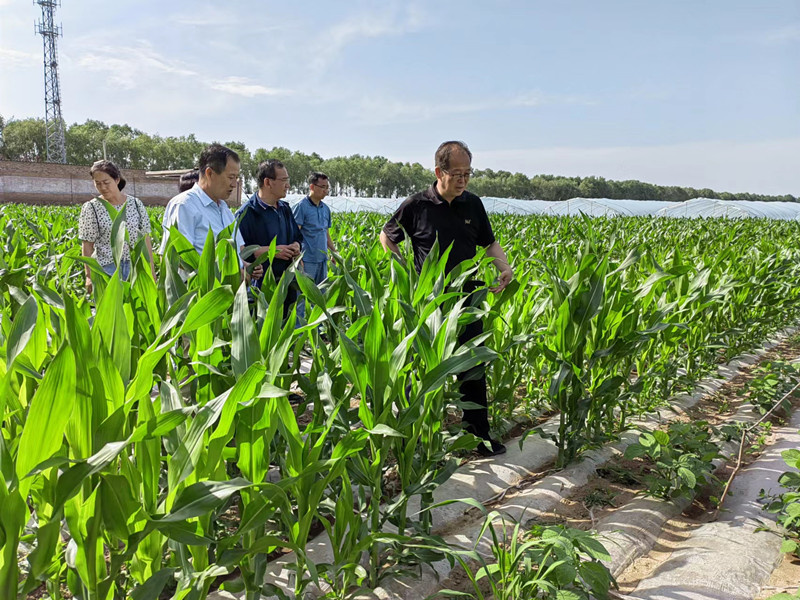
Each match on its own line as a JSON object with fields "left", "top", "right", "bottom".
{"left": 2, "top": 203, "right": 800, "bottom": 599}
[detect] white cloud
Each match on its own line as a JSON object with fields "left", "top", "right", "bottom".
{"left": 761, "top": 23, "right": 800, "bottom": 45}
{"left": 0, "top": 47, "right": 40, "bottom": 68}
{"left": 353, "top": 90, "right": 596, "bottom": 125}
{"left": 477, "top": 138, "right": 800, "bottom": 196}
{"left": 173, "top": 7, "right": 239, "bottom": 27}
{"left": 207, "top": 77, "right": 292, "bottom": 98}
{"left": 355, "top": 97, "right": 494, "bottom": 124}
{"left": 77, "top": 43, "right": 196, "bottom": 89}
{"left": 307, "top": 4, "right": 427, "bottom": 69}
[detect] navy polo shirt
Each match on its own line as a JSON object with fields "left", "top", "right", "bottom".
{"left": 383, "top": 183, "right": 495, "bottom": 273}
{"left": 234, "top": 193, "right": 303, "bottom": 278}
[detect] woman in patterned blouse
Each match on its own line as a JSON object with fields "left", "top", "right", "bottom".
{"left": 78, "top": 160, "right": 156, "bottom": 293}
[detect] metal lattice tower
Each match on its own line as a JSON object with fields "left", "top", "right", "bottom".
{"left": 35, "top": 0, "right": 67, "bottom": 163}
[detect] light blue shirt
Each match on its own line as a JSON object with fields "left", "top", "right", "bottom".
{"left": 292, "top": 195, "right": 332, "bottom": 263}
{"left": 160, "top": 183, "right": 244, "bottom": 261}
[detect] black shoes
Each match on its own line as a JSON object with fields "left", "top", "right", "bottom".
{"left": 476, "top": 438, "right": 507, "bottom": 457}
{"left": 464, "top": 424, "right": 507, "bottom": 457}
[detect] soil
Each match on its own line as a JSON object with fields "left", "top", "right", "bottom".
{"left": 685, "top": 337, "right": 800, "bottom": 428}
{"left": 613, "top": 336, "right": 800, "bottom": 594}
{"left": 754, "top": 552, "right": 800, "bottom": 599}
{"left": 614, "top": 514, "right": 701, "bottom": 593}
{"left": 437, "top": 333, "right": 800, "bottom": 599}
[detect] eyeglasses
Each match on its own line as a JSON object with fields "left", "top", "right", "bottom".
{"left": 443, "top": 169, "right": 473, "bottom": 182}
{"left": 312, "top": 183, "right": 329, "bottom": 190}
{"left": 269, "top": 176, "right": 291, "bottom": 183}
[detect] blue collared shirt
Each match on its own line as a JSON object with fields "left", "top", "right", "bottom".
{"left": 292, "top": 195, "right": 332, "bottom": 263}
{"left": 160, "top": 183, "right": 245, "bottom": 260}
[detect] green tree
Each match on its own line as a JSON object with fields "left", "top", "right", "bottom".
{"left": 0, "top": 118, "right": 47, "bottom": 161}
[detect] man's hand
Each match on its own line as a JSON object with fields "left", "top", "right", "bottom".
{"left": 489, "top": 268, "right": 513, "bottom": 294}
{"left": 275, "top": 243, "right": 301, "bottom": 261}
{"left": 243, "top": 261, "right": 264, "bottom": 284}
{"left": 85, "top": 276, "right": 93, "bottom": 295}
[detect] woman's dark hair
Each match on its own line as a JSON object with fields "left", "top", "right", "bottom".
{"left": 90, "top": 159, "right": 126, "bottom": 190}
{"left": 178, "top": 169, "right": 200, "bottom": 193}
{"left": 434, "top": 141, "right": 472, "bottom": 171}
{"left": 256, "top": 159, "right": 285, "bottom": 188}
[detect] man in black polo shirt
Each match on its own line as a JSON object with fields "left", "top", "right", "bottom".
{"left": 380, "top": 140, "right": 513, "bottom": 456}
{"left": 235, "top": 159, "right": 303, "bottom": 317}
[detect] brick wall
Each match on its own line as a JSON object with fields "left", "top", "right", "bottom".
{"left": 0, "top": 160, "right": 242, "bottom": 206}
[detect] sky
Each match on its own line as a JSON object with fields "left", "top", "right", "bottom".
{"left": 1, "top": 0, "right": 798, "bottom": 196}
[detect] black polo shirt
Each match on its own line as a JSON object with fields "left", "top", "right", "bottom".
{"left": 234, "top": 193, "right": 303, "bottom": 279}
{"left": 383, "top": 183, "right": 495, "bottom": 274}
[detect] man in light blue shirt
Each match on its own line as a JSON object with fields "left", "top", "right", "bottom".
{"left": 292, "top": 171, "right": 336, "bottom": 284}
{"left": 160, "top": 144, "right": 260, "bottom": 278}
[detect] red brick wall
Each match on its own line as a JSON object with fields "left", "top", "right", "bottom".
{"left": 0, "top": 160, "right": 242, "bottom": 207}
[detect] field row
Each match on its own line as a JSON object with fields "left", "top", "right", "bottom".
{"left": 2, "top": 205, "right": 800, "bottom": 598}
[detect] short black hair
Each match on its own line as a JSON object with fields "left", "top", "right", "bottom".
{"left": 90, "top": 159, "right": 126, "bottom": 191}
{"left": 198, "top": 143, "right": 240, "bottom": 176}
{"left": 178, "top": 169, "right": 199, "bottom": 193}
{"left": 256, "top": 159, "right": 286, "bottom": 188}
{"left": 435, "top": 141, "right": 472, "bottom": 171}
{"left": 308, "top": 171, "right": 328, "bottom": 185}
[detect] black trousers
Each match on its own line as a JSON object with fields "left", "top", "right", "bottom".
{"left": 458, "top": 317, "right": 491, "bottom": 439}
{"left": 458, "top": 278, "right": 492, "bottom": 439}
{"left": 283, "top": 286, "right": 298, "bottom": 321}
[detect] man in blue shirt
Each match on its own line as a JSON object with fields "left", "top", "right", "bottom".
{"left": 235, "top": 159, "right": 303, "bottom": 318}
{"left": 293, "top": 172, "right": 337, "bottom": 284}
{"left": 161, "top": 143, "right": 262, "bottom": 281}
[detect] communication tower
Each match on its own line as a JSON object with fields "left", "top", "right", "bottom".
{"left": 35, "top": 0, "right": 67, "bottom": 163}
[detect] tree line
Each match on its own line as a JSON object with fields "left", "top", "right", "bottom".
{"left": 0, "top": 116, "right": 795, "bottom": 203}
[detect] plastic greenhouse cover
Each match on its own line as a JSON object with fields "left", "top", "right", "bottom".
{"left": 545, "top": 198, "right": 674, "bottom": 217}
{"left": 277, "top": 194, "right": 800, "bottom": 220}
{"left": 657, "top": 198, "right": 800, "bottom": 220}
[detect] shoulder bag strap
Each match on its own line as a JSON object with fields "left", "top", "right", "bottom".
{"left": 90, "top": 199, "right": 102, "bottom": 232}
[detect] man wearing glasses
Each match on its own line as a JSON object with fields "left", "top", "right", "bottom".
{"left": 293, "top": 172, "right": 337, "bottom": 322}
{"left": 380, "top": 140, "right": 513, "bottom": 457}
{"left": 293, "top": 172, "right": 337, "bottom": 284}
{"left": 235, "top": 159, "right": 303, "bottom": 317}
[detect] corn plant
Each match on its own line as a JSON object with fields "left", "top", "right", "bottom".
{"left": 428, "top": 511, "right": 615, "bottom": 600}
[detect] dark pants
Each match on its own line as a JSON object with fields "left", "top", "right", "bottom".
{"left": 258, "top": 268, "right": 298, "bottom": 323}
{"left": 458, "top": 280, "right": 491, "bottom": 439}
{"left": 283, "top": 286, "right": 298, "bottom": 321}
{"left": 458, "top": 318, "right": 491, "bottom": 439}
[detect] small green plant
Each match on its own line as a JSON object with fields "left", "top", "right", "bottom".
{"left": 624, "top": 421, "right": 722, "bottom": 500}
{"left": 761, "top": 448, "right": 800, "bottom": 559}
{"left": 711, "top": 391, "right": 732, "bottom": 414}
{"left": 765, "top": 590, "right": 800, "bottom": 600}
{"left": 429, "top": 511, "right": 615, "bottom": 600}
{"left": 748, "top": 360, "right": 800, "bottom": 417}
{"left": 582, "top": 488, "right": 617, "bottom": 509}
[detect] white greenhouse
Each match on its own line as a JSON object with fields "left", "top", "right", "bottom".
{"left": 276, "top": 194, "right": 800, "bottom": 220}
{"left": 544, "top": 198, "right": 674, "bottom": 217}
{"left": 656, "top": 198, "right": 800, "bottom": 220}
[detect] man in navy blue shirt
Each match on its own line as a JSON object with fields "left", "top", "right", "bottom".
{"left": 235, "top": 159, "right": 303, "bottom": 317}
